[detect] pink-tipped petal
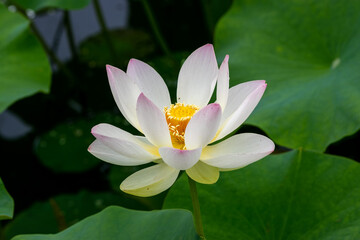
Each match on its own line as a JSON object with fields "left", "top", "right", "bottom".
{"left": 186, "top": 161, "right": 219, "bottom": 184}
{"left": 136, "top": 93, "right": 172, "bottom": 147}
{"left": 120, "top": 163, "right": 180, "bottom": 197}
{"left": 127, "top": 59, "right": 171, "bottom": 109}
{"left": 184, "top": 103, "right": 222, "bottom": 149}
{"left": 201, "top": 133, "right": 275, "bottom": 169}
{"left": 159, "top": 147, "right": 202, "bottom": 170}
{"left": 88, "top": 140, "right": 155, "bottom": 166}
{"left": 216, "top": 55, "right": 229, "bottom": 111}
{"left": 106, "top": 65, "right": 142, "bottom": 131}
{"left": 214, "top": 80, "right": 267, "bottom": 141}
{"left": 177, "top": 44, "right": 218, "bottom": 107}
{"left": 91, "top": 123, "right": 159, "bottom": 159}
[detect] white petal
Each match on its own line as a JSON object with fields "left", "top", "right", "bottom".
{"left": 106, "top": 65, "right": 141, "bottom": 131}
{"left": 214, "top": 80, "right": 267, "bottom": 141}
{"left": 135, "top": 136, "right": 160, "bottom": 156}
{"left": 186, "top": 161, "right": 219, "bottom": 184}
{"left": 136, "top": 93, "right": 172, "bottom": 147}
{"left": 184, "top": 103, "right": 222, "bottom": 149}
{"left": 177, "top": 44, "right": 218, "bottom": 107}
{"left": 159, "top": 147, "right": 201, "bottom": 170}
{"left": 91, "top": 123, "right": 159, "bottom": 159}
{"left": 120, "top": 163, "right": 180, "bottom": 197}
{"left": 127, "top": 59, "right": 171, "bottom": 109}
{"left": 216, "top": 55, "right": 229, "bottom": 111}
{"left": 201, "top": 133, "right": 275, "bottom": 169}
{"left": 88, "top": 140, "right": 154, "bottom": 166}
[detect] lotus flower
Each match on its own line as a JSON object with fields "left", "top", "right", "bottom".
{"left": 88, "top": 44, "right": 274, "bottom": 197}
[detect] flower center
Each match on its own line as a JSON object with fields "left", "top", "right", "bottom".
{"left": 164, "top": 103, "right": 199, "bottom": 149}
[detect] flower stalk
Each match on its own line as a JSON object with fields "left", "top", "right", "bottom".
{"left": 140, "top": 0, "right": 171, "bottom": 56}
{"left": 93, "top": 0, "right": 117, "bottom": 62}
{"left": 188, "top": 176, "right": 206, "bottom": 240}
{"left": 63, "top": 10, "right": 78, "bottom": 61}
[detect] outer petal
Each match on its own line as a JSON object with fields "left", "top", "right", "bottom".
{"left": 186, "top": 161, "right": 219, "bottom": 184}
{"left": 120, "top": 163, "right": 180, "bottom": 197}
{"left": 201, "top": 133, "right": 275, "bottom": 169}
{"left": 106, "top": 65, "right": 141, "bottom": 131}
{"left": 91, "top": 123, "right": 159, "bottom": 158}
{"left": 159, "top": 147, "right": 202, "bottom": 170}
{"left": 216, "top": 55, "right": 229, "bottom": 111}
{"left": 177, "top": 44, "right": 218, "bottom": 108}
{"left": 88, "top": 140, "right": 154, "bottom": 166}
{"left": 184, "top": 103, "right": 222, "bottom": 150}
{"left": 127, "top": 59, "right": 171, "bottom": 109}
{"left": 214, "top": 80, "right": 267, "bottom": 141}
{"left": 136, "top": 93, "right": 172, "bottom": 147}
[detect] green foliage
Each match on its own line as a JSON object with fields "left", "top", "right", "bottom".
{"left": 11, "top": 206, "right": 197, "bottom": 240}
{"left": 164, "top": 150, "right": 360, "bottom": 239}
{"left": 215, "top": 0, "right": 360, "bottom": 151}
{"left": 0, "top": 4, "right": 51, "bottom": 113}
{"left": 11, "top": 0, "right": 91, "bottom": 11}
{"left": 0, "top": 177, "right": 14, "bottom": 220}
{"left": 35, "top": 119, "right": 100, "bottom": 173}
{"left": 3, "top": 191, "right": 143, "bottom": 239}
{"left": 35, "top": 112, "right": 137, "bottom": 173}
{"left": 200, "top": 0, "right": 233, "bottom": 35}
{"left": 79, "top": 29, "right": 156, "bottom": 69}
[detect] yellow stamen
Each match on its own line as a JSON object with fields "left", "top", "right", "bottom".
{"left": 164, "top": 103, "right": 199, "bottom": 149}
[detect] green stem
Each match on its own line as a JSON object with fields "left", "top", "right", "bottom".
{"left": 29, "top": 21, "right": 75, "bottom": 80}
{"left": 141, "top": 0, "right": 171, "bottom": 56}
{"left": 63, "top": 10, "right": 78, "bottom": 61}
{"left": 8, "top": 1, "right": 75, "bottom": 81}
{"left": 93, "top": 0, "right": 117, "bottom": 62}
{"left": 49, "top": 198, "right": 67, "bottom": 231}
{"left": 0, "top": 221, "right": 3, "bottom": 240}
{"left": 188, "top": 176, "right": 206, "bottom": 240}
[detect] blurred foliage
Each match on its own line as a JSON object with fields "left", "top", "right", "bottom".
{"left": 35, "top": 119, "right": 100, "bottom": 173}
{"left": 10, "top": 0, "right": 91, "bottom": 11}
{"left": 79, "top": 29, "right": 156, "bottom": 69}
{"left": 165, "top": 150, "right": 360, "bottom": 239}
{"left": 34, "top": 112, "right": 138, "bottom": 173}
{"left": 215, "top": 0, "right": 360, "bottom": 152}
{"left": 129, "top": 0, "right": 231, "bottom": 51}
{"left": 11, "top": 206, "right": 197, "bottom": 240}
{"left": 0, "top": 3, "right": 51, "bottom": 113}
{"left": 0, "top": 178, "right": 14, "bottom": 220}
{"left": 201, "top": 0, "right": 233, "bottom": 35}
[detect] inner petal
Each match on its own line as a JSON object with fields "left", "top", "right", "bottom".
{"left": 164, "top": 103, "right": 199, "bottom": 149}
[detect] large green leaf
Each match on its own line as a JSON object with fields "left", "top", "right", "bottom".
{"left": 11, "top": 0, "right": 91, "bottom": 11}
{"left": 0, "top": 4, "right": 51, "bottom": 113}
{"left": 0, "top": 177, "right": 14, "bottom": 220}
{"left": 3, "top": 191, "right": 144, "bottom": 239}
{"left": 11, "top": 206, "right": 197, "bottom": 240}
{"left": 215, "top": 0, "right": 360, "bottom": 151}
{"left": 164, "top": 150, "right": 360, "bottom": 239}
